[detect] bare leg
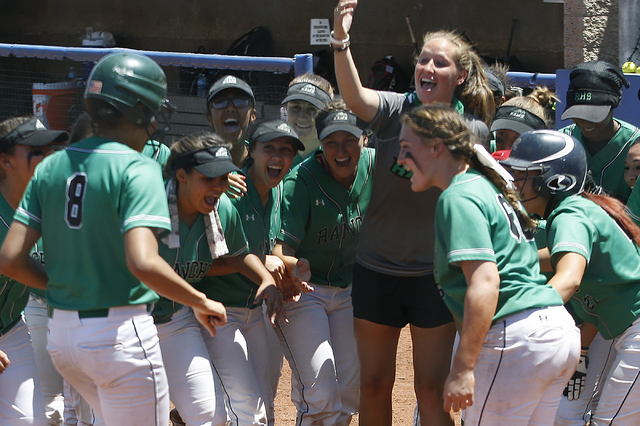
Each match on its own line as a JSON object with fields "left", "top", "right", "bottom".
{"left": 355, "top": 318, "right": 401, "bottom": 426}
{"left": 411, "top": 322, "right": 456, "bottom": 426}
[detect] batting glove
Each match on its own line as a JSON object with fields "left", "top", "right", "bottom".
{"left": 563, "top": 347, "right": 589, "bottom": 401}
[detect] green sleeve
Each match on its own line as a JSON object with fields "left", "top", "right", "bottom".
{"left": 278, "top": 172, "right": 311, "bottom": 250}
{"left": 437, "top": 193, "right": 496, "bottom": 264}
{"left": 547, "top": 206, "right": 594, "bottom": 263}
{"left": 120, "top": 159, "right": 171, "bottom": 233}
{"left": 15, "top": 167, "right": 43, "bottom": 232}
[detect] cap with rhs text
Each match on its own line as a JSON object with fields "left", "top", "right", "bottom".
{"left": 491, "top": 105, "right": 546, "bottom": 135}
{"left": 561, "top": 61, "right": 630, "bottom": 123}
{"left": 172, "top": 145, "right": 240, "bottom": 178}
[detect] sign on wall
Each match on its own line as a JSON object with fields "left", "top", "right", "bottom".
{"left": 310, "top": 19, "right": 331, "bottom": 46}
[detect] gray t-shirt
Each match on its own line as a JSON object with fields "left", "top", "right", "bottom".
{"left": 356, "top": 91, "right": 488, "bottom": 276}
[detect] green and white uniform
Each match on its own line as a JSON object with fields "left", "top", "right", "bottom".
{"left": 435, "top": 169, "right": 563, "bottom": 324}
{"left": 0, "top": 192, "right": 46, "bottom": 424}
{"left": 547, "top": 195, "right": 640, "bottom": 339}
{"left": 547, "top": 194, "right": 640, "bottom": 426}
{"left": 14, "top": 136, "right": 172, "bottom": 425}
{"left": 200, "top": 168, "right": 281, "bottom": 308}
{"left": 15, "top": 137, "right": 169, "bottom": 310}
{"left": 143, "top": 139, "right": 171, "bottom": 166}
{"left": 279, "top": 148, "right": 374, "bottom": 287}
{"left": 195, "top": 191, "right": 278, "bottom": 426}
{"left": 435, "top": 168, "right": 579, "bottom": 425}
{"left": 154, "top": 191, "right": 244, "bottom": 426}
{"left": 276, "top": 147, "right": 374, "bottom": 425}
{"left": 560, "top": 120, "right": 639, "bottom": 202}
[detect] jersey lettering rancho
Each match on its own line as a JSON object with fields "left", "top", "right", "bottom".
{"left": 547, "top": 195, "right": 640, "bottom": 339}
{"left": 14, "top": 137, "right": 171, "bottom": 311}
{"left": 279, "top": 147, "right": 375, "bottom": 288}
{"left": 156, "top": 194, "right": 249, "bottom": 317}
{"left": 434, "top": 169, "right": 562, "bottom": 326}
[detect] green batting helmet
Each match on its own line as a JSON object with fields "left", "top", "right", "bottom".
{"left": 84, "top": 52, "right": 168, "bottom": 127}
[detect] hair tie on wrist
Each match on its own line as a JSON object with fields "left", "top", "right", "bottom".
{"left": 330, "top": 31, "right": 350, "bottom": 51}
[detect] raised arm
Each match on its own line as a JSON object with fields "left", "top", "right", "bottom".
{"left": 333, "top": 0, "right": 380, "bottom": 122}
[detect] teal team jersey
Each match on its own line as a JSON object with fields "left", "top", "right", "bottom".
{"left": 547, "top": 195, "right": 640, "bottom": 339}
{"left": 0, "top": 194, "right": 44, "bottom": 335}
{"left": 192, "top": 195, "right": 251, "bottom": 307}
{"left": 560, "top": 120, "right": 639, "bottom": 202}
{"left": 14, "top": 137, "right": 171, "bottom": 311}
{"left": 197, "top": 169, "right": 282, "bottom": 309}
{"left": 142, "top": 139, "right": 171, "bottom": 166}
{"left": 435, "top": 169, "right": 563, "bottom": 327}
{"left": 279, "top": 147, "right": 375, "bottom": 288}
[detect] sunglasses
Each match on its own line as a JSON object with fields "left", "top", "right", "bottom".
{"left": 210, "top": 97, "right": 252, "bottom": 110}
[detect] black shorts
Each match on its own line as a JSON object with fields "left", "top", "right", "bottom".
{"left": 351, "top": 262, "right": 453, "bottom": 328}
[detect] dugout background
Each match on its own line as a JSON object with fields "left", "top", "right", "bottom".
{"left": 0, "top": 0, "right": 564, "bottom": 82}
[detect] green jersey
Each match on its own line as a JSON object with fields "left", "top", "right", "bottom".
{"left": 278, "top": 148, "right": 375, "bottom": 288}
{"left": 560, "top": 120, "right": 639, "bottom": 202}
{"left": 547, "top": 195, "right": 640, "bottom": 339}
{"left": 200, "top": 168, "right": 282, "bottom": 309}
{"left": 192, "top": 195, "right": 251, "bottom": 307}
{"left": 15, "top": 137, "right": 171, "bottom": 311}
{"left": 0, "top": 194, "right": 44, "bottom": 335}
{"left": 142, "top": 139, "right": 171, "bottom": 166}
{"left": 435, "top": 169, "right": 563, "bottom": 327}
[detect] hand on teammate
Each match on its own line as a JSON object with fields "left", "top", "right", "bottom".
{"left": 255, "top": 282, "right": 285, "bottom": 326}
{"left": 193, "top": 299, "right": 227, "bottom": 337}
{"left": 333, "top": 0, "right": 358, "bottom": 40}
{"left": 443, "top": 368, "right": 475, "bottom": 413}
{"left": 265, "top": 255, "right": 286, "bottom": 284}
{"left": 278, "top": 258, "right": 314, "bottom": 303}
{"left": 564, "top": 349, "right": 589, "bottom": 401}
{"left": 226, "top": 173, "right": 247, "bottom": 199}
{"left": 0, "top": 349, "right": 9, "bottom": 374}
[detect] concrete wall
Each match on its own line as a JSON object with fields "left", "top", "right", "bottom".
{"left": 0, "top": 0, "right": 565, "bottom": 80}
{"left": 565, "top": 0, "right": 619, "bottom": 67}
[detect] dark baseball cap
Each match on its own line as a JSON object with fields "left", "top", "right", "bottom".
{"left": 206, "top": 75, "right": 255, "bottom": 107}
{"left": 491, "top": 106, "right": 546, "bottom": 135}
{"left": 250, "top": 120, "right": 305, "bottom": 151}
{"left": 316, "top": 110, "right": 363, "bottom": 141}
{"left": 172, "top": 145, "right": 240, "bottom": 178}
{"left": 561, "top": 61, "right": 630, "bottom": 123}
{"left": 0, "top": 117, "right": 68, "bottom": 150}
{"left": 281, "top": 83, "right": 332, "bottom": 110}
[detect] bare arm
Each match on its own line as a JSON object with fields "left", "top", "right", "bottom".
{"left": 333, "top": 0, "right": 380, "bottom": 122}
{"left": 443, "top": 260, "right": 500, "bottom": 413}
{"left": 273, "top": 242, "right": 313, "bottom": 302}
{"left": 220, "top": 253, "right": 284, "bottom": 325}
{"left": 206, "top": 258, "right": 239, "bottom": 276}
{"left": 124, "top": 227, "right": 226, "bottom": 336}
{"left": 547, "top": 252, "right": 587, "bottom": 303}
{"left": 537, "top": 247, "right": 552, "bottom": 272}
{"left": 0, "top": 349, "right": 8, "bottom": 374}
{"left": 0, "top": 221, "right": 47, "bottom": 290}
{"left": 580, "top": 321, "right": 599, "bottom": 348}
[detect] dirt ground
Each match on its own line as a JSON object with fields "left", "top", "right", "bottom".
{"left": 274, "top": 325, "right": 462, "bottom": 425}
{"left": 172, "top": 325, "right": 460, "bottom": 425}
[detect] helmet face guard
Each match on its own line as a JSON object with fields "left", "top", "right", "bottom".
{"left": 501, "top": 130, "right": 588, "bottom": 201}
{"left": 85, "top": 52, "right": 169, "bottom": 128}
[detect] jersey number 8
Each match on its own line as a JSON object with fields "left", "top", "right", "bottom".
{"left": 65, "top": 173, "right": 87, "bottom": 229}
